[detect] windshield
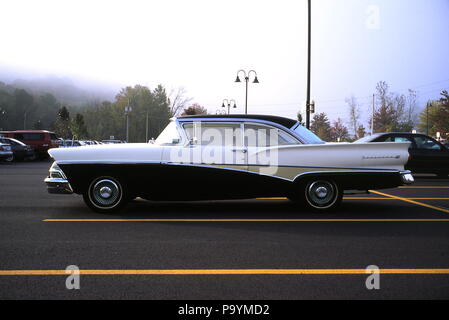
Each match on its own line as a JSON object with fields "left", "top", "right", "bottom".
{"left": 154, "top": 121, "right": 182, "bottom": 145}
{"left": 354, "top": 134, "right": 382, "bottom": 143}
{"left": 293, "top": 124, "right": 324, "bottom": 144}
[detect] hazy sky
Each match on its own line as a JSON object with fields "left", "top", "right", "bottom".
{"left": 1, "top": 0, "right": 448, "bottom": 126}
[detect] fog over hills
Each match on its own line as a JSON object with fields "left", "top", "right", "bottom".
{"left": 0, "top": 65, "right": 120, "bottom": 105}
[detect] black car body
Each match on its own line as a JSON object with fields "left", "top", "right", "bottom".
{"left": 0, "top": 143, "right": 13, "bottom": 162}
{"left": 356, "top": 133, "right": 449, "bottom": 177}
{"left": 0, "top": 137, "right": 35, "bottom": 161}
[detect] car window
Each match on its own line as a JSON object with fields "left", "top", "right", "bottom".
{"left": 244, "top": 124, "right": 299, "bottom": 147}
{"left": 49, "top": 133, "right": 58, "bottom": 140}
{"left": 15, "top": 133, "right": 44, "bottom": 141}
{"left": 382, "top": 136, "right": 412, "bottom": 143}
{"left": 154, "top": 122, "right": 182, "bottom": 145}
{"left": 413, "top": 136, "right": 442, "bottom": 150}
{"left": 183, "top": 122, "right": 242, "bottom": 147}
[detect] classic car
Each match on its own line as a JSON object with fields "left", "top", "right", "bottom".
{"left": 355, "top": 133, "right": 449, "bottom": 178}
{"left": 44, "top": 115, "right": 414, "bottom": 213}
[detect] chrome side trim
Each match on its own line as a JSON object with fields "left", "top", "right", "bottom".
{"left": 292, "top": 170, "right": 402, "bottom": 182}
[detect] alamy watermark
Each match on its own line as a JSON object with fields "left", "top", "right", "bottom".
{"left": 65, "top": 265, "right": 80, "bottom": 290}
{"left": 168, "top": 122, "right": 280, "bottom": 175}
{"left": 366, "top": 5, "right": 380, "bottom": 30}
{"left": 365, "top": 265, "right": 380, "bottom": 290}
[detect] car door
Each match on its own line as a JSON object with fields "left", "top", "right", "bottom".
{"left": 163, "top": 121, "right": 248, "bottom": 198}
{"left": 410, "top": 135, "right": 449, "bottom": 174}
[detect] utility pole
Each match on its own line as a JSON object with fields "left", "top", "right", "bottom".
{"left": 125, "top": 98, "right": 132, "bottom": 143}
{"left": 145, "top": 108, "right": 149, "bottom": 142}
{"left": 371, "top": 94, "right": 375, "bottom": 135}
{"left": 305, "top": 0, "right": 312, "bottom": 129}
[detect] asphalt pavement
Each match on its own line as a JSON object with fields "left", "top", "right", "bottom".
{"left": 0, "top": 161, "right": 448, "bottom": 299}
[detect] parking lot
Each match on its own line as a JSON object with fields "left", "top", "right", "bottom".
{"left": 0, "top": 161, "right": 448, "bottom": 299}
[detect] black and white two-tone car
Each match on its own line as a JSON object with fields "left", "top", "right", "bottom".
{"left": 45, "top": 115, "right": 414, "bottom": 213}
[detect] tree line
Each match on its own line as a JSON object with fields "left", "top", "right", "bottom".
{"left": 0, "top": 81, "right": 205, "bottom": 142}
{"left": 304, "top": 81, "right": 448, "bottom": 142}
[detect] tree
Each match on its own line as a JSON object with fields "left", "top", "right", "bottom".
{"left": 418, "top": 91, "right": 449, "bottom": 139}
{"left": 330, "top": 118, "right": 350, "bottom": 142}
{"left": 310, "top": 112, "right": 331, "bottom": 141}
{"left": 297, "top": 112, "right": 305, "bottom": 126}
{"left": 14, "top": 89, "right": 34, "bottom": 129}
{"left": 356, "top": 124, "right": 366, "bottom": 139}
{"left": 371, "top": 81, "right": 418, "bottom": 133}
{"left": 181, "top": 104, "right": 208, "bottom": 116}
{"left": 346, "top": 95, "right": 360, "bottom": 138}
{"left": 54, "top": 106, "right": 72, "bottom": 138}
{"left": 169, "top": 87, "right": 193, "bottom": 117}
{"left": 71, "top": 113, "right": 88, "bottom": 139}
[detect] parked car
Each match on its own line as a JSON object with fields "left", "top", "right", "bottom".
{"left": 101, "top": 139, "right": 125, "bottom": 144}
{"left": 0, "top": 137, "right": 35, "bottom": 161}
{"left": 0, "top": 143, "right": 13, "bottom": 162}
{"left": 62, "top": 140, "right": 87, "bottom": 147}
{"left": 0, "top": 130, "right": 59, "bottom": 159}
{"left": 355, "top": 133, "right": 449, "bottom": 178}
{"left": 44, "top": 115, "right": 413, "bottom": 213}
{"left": 442, "top": 141, "right": 449, "bottom": 149}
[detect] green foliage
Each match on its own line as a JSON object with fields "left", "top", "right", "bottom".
{"left": 310, "top": 112, "right": 331, "bottom": 141}
{"left": 54, "top": 106, "right": 72, "bottom": 138}
{"left": 181, "top": 104, "right": 208, "bottom": 116}
{"left": 70, "top": 113, "right": 88, "bottom": 139}
{"left": 330, "top": 118, "right": 350, "bottom": 142}
{"left": 418, "top": 91, "right": 449, "bottom": 139}
{"left": 370, "top": 81, "right": 417, "bottom": 133}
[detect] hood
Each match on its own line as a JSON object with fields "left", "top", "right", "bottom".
{"left": 48, "top": 143, "right": 163, "bottom": 162}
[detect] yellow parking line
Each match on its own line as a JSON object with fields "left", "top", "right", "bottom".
{"left": 258, "top": 197, "right": 449, "bottom": 200}
{"left": 399, "top": 186, "right": 449, "bottom": 189}
{"left": 1, "top": 268, "right": 449, "bottom": 276}
{"left": 43, "top": 218, "right": 449, "bottom": 222}
{"left": 370, "top": 190, "right": 449, "bottom": 214}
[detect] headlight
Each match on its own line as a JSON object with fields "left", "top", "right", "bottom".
{"left": 49, "top": 162, "right": 67, "bottom": 179}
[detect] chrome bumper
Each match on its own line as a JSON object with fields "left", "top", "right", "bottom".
{"left": 44, "top": 177, "right": 73, "bottom": 194}
{"left": 400, "top": 170, "right": 414, "bottom": 185}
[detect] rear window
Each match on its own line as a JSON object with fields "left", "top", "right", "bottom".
{"left": 14, "top": 133, "right": 45, "bottom": 141}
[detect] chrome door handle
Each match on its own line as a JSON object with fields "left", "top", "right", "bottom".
{"left": 231, "top": 148, "right": 247, "bottom": 153}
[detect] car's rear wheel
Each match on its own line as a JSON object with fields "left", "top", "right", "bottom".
{"left": 304, "top": 179, "right": 342, "bottom": 211}
{"left": 83, "top": 177, "right": 128, "bottom": 213}
{"left": 5, "top": 154, "right": 14, "bottom": 162}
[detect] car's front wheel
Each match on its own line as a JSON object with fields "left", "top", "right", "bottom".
{"left": 83, "top": 177, "right": 128, "bottom": 213}
{"left": 4, "top": 154, "right": 14, "bottom": 162}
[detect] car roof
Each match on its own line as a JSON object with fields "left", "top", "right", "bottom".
{"left": 178, "top": 114, "right": 298, "bottom": 129}
{"left": 0, "top": 130, "right": 55, "bottom": 134}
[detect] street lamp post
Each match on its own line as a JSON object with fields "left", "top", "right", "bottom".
{"left": 221, "top": 99, "right": 237, "bottom": 114}
{"left": 235, "top": 70, "right": 259, "bottom": 114}
{"left": 124, "top": 105, "right": 132, "bottom": 142}
{"left": 305, "top": 0, "right": 312, "bottom": 129}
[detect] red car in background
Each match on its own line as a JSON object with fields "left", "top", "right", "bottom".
{"left": 0, "top": 130, "right": 59, "bottom": 159}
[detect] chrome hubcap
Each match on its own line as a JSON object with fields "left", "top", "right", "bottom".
{"left": 91, "top": 179, "right": 121, "bottom": 207}
{"left": 307, "top": 181, "right": 335, "bottom": 207}
{"left": 315, "top": 186, "right": 328, "bottom": 198}
{"left": 99, "top": 186, "right": 112, "bottom": 199}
